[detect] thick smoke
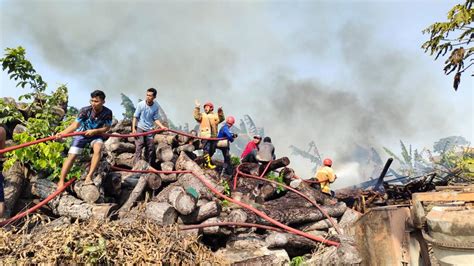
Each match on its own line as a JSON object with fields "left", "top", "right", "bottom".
{"left": 1, "top": 1, "right": 472, "bottom": 187}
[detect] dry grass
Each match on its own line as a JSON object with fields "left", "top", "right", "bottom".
{"left": 0, "top": 214, "right": 228, "bottom": 264}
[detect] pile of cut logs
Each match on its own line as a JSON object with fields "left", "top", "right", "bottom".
{"left": 2, "top": 119, "right": 362, "bottom": 264}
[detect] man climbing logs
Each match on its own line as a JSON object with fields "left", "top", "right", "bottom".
{"left": 132, "top": 88, "right": 168, "bottom": 165}
{"left": 55, "top": 90, "right": 113, "bottom": 189}
{"left": 193, "top": 99, "right": 225, "bottom": 169}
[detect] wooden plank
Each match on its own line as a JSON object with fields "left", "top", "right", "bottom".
{"left": 412, "top": 191, "right": 474, "bottom": 202}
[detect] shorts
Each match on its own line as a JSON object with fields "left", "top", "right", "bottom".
{"left": 68, "top": 135, "right": 104, "bottom": 155}
{"left": 0, "top": 173, "right": 4, "bottom": 202}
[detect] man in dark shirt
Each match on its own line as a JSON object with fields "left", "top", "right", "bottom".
{"left": 55, "top": 90, "right": 113, "bottom": 189}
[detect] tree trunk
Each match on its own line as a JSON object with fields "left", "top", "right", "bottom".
{"left": 74, "top": 180, "right": 101, "bottom": 203}
{"left": 146, "top": 173, "right": 162, "bottom": 190}
{"left": 180, "top": 201, "right": 221, "bottom": 224}
{"left": 154, "top": 133, "right": 176, "bottom": 145}
{"left": 115, "top": 153, "right": 135, "bottom": 168}
{"left": 31, "top": 178, "right": 117, "bottom": 220}
{"left": 265, "top": 232, "right": 317, "bottom": 256}
{"left": 109, "top": 142, "right": 135, "bottom": 154}
{"left": 176, "top": 134, "right": 190, "bottom": 145}
{"left": 280, "top": 167, "right": 296, "bottom": 185}
{"left": 160, "top": 161, "right": 177, "bottom": 182}
{"left": 118, "top": 173, "right": 158, "bottom": 217}
{"left": 73, "top": 161, "right": 109, "bottom": 203}
{"left": 156, "top": 143, "right": 174, "bottom": 162}
{"left": 174, "top": 152, "right": 224, "bottom": 200}
{"left": 175, "top": 143, "right": 195, "bottom": 153}
{"left": 168, "top": 186, "right": 197, "bottom": 215}
{"left": 2, "top": 162, "right": 26, "bottom": 218}
{"left": 297, "top": 219, "right": 335, "bottom": 231}
{"left": 246, "top": 192, "right": 347, "bottom": 225}
{"left": 103, "top": 172, "right": 122, "bottom": 197}
{"left": 144, "top": 201, "right": 178, "bottom": 225}
{"left": 258, "top": 157, "right": 290, "bottom": 176}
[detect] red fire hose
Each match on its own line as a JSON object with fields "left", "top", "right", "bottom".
{"left": 0, "top": 130, "right": 340, "bottom": 246}
{"left": 0, "top": 128, "right": 226, "bottom": 155}
{"left": 0, "top": 177, "right": 76, "bottom": 227}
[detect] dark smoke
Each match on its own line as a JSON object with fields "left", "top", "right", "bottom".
{"left": 1, "top": 1, "right": 471, "bottom": 186}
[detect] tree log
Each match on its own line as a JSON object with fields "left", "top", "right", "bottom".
{"left": 145, "top": 202, "right": 178, "bottom": 225}
{"left": 168, "top": 186, "right": 197, "bottom": 215}
{"left": 176, "top": 134, "right": 190, "bottom": 145}
{"left": 258, "top": 157, "right": 290, "bottom": 176}
{"left": 265, "top": 232, "right": 317, "bottom": 257}
{"left": 154, "top": 133, "right": 176, "bottom": 145}
{"left": 31, "top": 178, "right": 117, "bottom": 220}
{"left": 73, "top": 161, "right": 109, "bottom": 203}
{"left": 160, "top": 162, "right": 177, "bottom": 182}
{"left": 246, "top": 192, "right": 347, "bottom": 225}
{"left": 156, "top": 143, "right": 174, "bottom": 162}
{"left": 180, "top": 201, "right": 221, "bottom": 224}
{"left": 118, "top": 173, "right": 158, "bottom": 217}
{"left": 175, "top": 143, "right": 195, "bottom": 153}
{"left": 115, "top": 153, "right": 135, "bottom": 168}
{"left": 74, "top": 180, "right": 101, "bottom": 203}
{"left": 111, "top": 119, "right": 132, "bottom": 134}
{"left": 2, "top": 162, "right": 26, "bottom": 218}
{"left": 146, "top": 173, "right": 162, "bottom": 190}
{"left": 109, "top": 142, "right": 135, "bottom": 154}
{"left": 297, "top": 219, "right": 335, "bottom": 231}
{"left": 103, "top": 172, "right": 122, "bottom": 197}
{"left": 258, "top": 183, "right": 286, "bottom": 202}
{"left": 104, "top": 133, "right": 135, "bottom": 154}
{"left": 280, "top": 167, "right": 296, "bottom": 185}
{"left": 174, "top": 152, "right": 223, "bottom": 199}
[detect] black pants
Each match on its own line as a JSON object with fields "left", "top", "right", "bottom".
{"left": 242, "top": 150, "right": 258, "bottom": 163}
{"left": 219, "top": 147, "right": 232, "bottom": 175}
{"left": 202, "top": 140, "right": 217, "bottom": 156}
{"left": 134, "top": 128, "right": 155, "bottom": 164}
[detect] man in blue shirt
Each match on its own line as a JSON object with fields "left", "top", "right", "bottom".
{"left": 55, "top": 90, "right": 113, "bottom": 189}
{"left": 132, "top": 88, "right": 168, "bottom": 164}
{"left": 217, "top": 116, "right": 238, "bottom": 177}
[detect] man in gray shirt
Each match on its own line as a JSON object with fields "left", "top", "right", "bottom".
{"left": 132, "top": 88, "right": 168, "bottom": 164}
{"left": 256, "top": 136, "right": 276, "bottom": 162}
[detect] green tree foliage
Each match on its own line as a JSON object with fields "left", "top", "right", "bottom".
{"left": 422, "top": 1, "right": 473, "bottom": 90}
{"left": 120, "top": 93, "right": 135, "bottom": 120}
{"left": 1, "top": 46, "right": 81, "bottom": 179}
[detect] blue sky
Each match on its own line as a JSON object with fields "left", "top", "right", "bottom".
{"left": 1, "top": 0, "right": 472, "bottom": 184}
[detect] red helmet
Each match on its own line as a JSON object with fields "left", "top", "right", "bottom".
{"left": 226, "top": 116, "right": 235, "bottom": 126}
{"left": 323, "top": 158, "right": 332, "bottom": 166}
{"left": 204, "top": 102, "right": 214, "bottom": 111}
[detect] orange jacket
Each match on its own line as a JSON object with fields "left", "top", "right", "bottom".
{"left": 193, "top": 107, "right": 224, "bottom": 138}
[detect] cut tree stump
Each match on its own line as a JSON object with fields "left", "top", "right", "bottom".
{"left": 145, "top": 201, "right": 178, "bottom": 225}
{"left": 168, "top": 186, "right": 197, "bottom": 215}
{"left": 258, "top": 157, "right": 290, "bottom": 176}
{"left": 31, "top": 178, "right": 117, "bottom": 220}
{"left": 156, "top": 143, "right": 174, "bottom": 162}
{"left": 115, "top": 153, "right": 135, "bottom": 168}
{"left": 118, "top": 173, "right": 160, "bottom": 218}
{"left": 265, "top": 232, "right": 317, "bottom": 256}
{"left": 160, "top": 162, "right": 177, "bottom": 182}
{"left": 180, "top": 200, "right": 221, "bottom": 224}
{"left": 2, "top": 162, "right": 26, "bottom": 218}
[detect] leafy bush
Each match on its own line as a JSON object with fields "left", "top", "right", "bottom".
{"left": 1, "top": 46, "right": 82, "bottom": 180}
